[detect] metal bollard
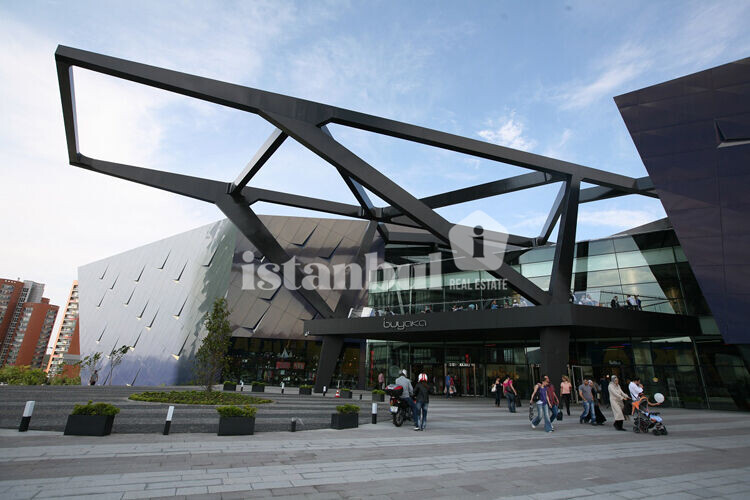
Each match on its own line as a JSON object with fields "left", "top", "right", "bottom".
{"left": 371, "top": 403, "right": 377, "bottom": 424}
{"left": 19, "top": 401, "right": 35, "bottom": 432}
{"left": 359, "top": 393, "right": 362, "bottom": 400}
{"left": 290, "top": 418, "right": 296, "bottom": 432}
{"left": 323, "top": 385, "right": 327, "bottom": 397}
{"left": 163, "top": 406, "right": 174, "bottom": 435}
{"left": 281, "top": 382, "right": 285, "bottom": 395}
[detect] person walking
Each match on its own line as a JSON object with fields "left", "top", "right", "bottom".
{"left": 445, "top": 373, "right": 455, "bottom": 398}
{"left": 579, "top": 379, "right": 597, "bottom": 426}
{"left": 395, "top": 369, "right": 419, "bottom": 430}
{"left": 628, "top": 377, "right": 643, "bottom": 401}
{"left": 545, "top": 375, "right": 560, "bottom": 422}
{"left": 414, "top": 373, "right": 430, "bottom": 431}
{"left": 502, "top": 375, "right": 517, "bottom": 413}
{"left": 530, "top": 378, "right": 553, "bottom": 433}
{"left": 89, "top": 369, "right": 99, "bottom": 386}
{"left": 377, "top": 372, "right": 385, "bottom": 390}
{"left": 608, "top": 375, "right": 629, "bottom": 431}
{"left": 492, "top": 377, "right": 502, "bottom": 407}
{"left": 560, "top": 375, "right": 573, "bottom": 416}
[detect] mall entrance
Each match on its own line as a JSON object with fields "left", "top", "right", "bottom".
{"left": 445, "top": 362, "right": 480, "bottom": 396}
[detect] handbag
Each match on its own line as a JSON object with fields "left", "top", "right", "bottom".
{"left": 557, "top": 412, "right": 563, "bottom": 421}
{"left": 491, "top": 385, "right": 497, "bottom": 393}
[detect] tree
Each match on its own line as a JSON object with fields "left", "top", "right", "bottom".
{"left": 106, "top": 345, "right": 130, "bottom": 385}
{"left": 77, "top": 352, "right": 103, "bottom": 382}
{"left": 195, "top": 297, "right": 232, "bottom": 391}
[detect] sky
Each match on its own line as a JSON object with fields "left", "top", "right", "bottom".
{"left": 1, "top": 0, "right": 749, "bottom": 349}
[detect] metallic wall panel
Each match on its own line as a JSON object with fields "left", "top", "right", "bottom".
{"left": 615, "top": 57, "right": 750, "bottom": 343}
{"left": 78, "top": 220, "right": 236, "bottom": 385}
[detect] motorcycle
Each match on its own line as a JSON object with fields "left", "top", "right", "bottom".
{"left": 385, "top": 384, "right": 414, "bottom": 427}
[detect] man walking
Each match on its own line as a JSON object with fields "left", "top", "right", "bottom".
{"left": 396, "top": 369, "right": 419, "bottom": 430}
{"left": 579, "top": 379, "right": 597, "bottom": 425}
{"left": 531, "top": 377, "right": 553, "bottom": 432}
{"left": 414, "top": 373, "right": 430, "bottom": 431}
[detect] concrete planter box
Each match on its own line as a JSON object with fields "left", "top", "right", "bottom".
{"left": 331, "top": 413, "right": 358, "bottom": 430}
{"left": 299, "top": 387, "right": 312, "bottom": 395}
{"left": 223, "top": 383, "right": 237, "bottom": 392}
{"left": 372, "top": 393, "right": 385, "bottom": 402}
{"left": 251, "top": 385, "right": 265, "bottom": 393}
{"left": 339, "top": 390, "right": 353, "bottom": 399}
{"left": 218, "top": 416, "right": 255, "bottom": 436}
{"left": 64, "top": 415, "right": 115, "bottom": 436}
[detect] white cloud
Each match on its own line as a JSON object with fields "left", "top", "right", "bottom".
{"left": 577, "top": 208, "right": 662, "bottom": 229}
{"left": 477, "top": 113, "right": 537, "bottom": 151}
{"left": 558, "top": 43, "right": 651, "bottom": 110}
{"left": 544, "top": 128, "right": 574, "bottom": 158}
{"left": 554, "top": 2, "right": 750, "bottom": 111}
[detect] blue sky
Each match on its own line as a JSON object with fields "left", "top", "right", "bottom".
{"left": 1, "top": 0, "right": 749, "bottom": 317}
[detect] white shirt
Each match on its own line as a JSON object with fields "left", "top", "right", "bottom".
{"left": 628, "top": 296, "right": 638, "bottom": 306}
{"left": 629, "top": 381, "right": 643, "bottom": 400}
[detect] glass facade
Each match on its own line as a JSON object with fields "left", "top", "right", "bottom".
{"left": 368, "top": 228, "right": 716, "bottom": 331}
{"left": 364, "top": 227, "right": 749, "bottom": 411}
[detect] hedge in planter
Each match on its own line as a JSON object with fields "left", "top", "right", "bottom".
{"left": 331, "top": 403, "right": 359, "bottom": 429}
{"left": 217, "top": 405, "right": 257, "bottom": 436}
{"left": 64, "top": 401, "right": 120, "bottom": 436}
{"left": 339, "top": 388, "right": 353, "bottom": 399}
{"left": 372, "top": 389, "right": 385, "bottom": 402}
{"left": 250, "top": 381, "right": 266, "bottom": 393}
{"left": 299, "top": 384, "right": 313, "bottom": 396}
{"left": 223, "top": 381, "right": 237, "bottom": 392}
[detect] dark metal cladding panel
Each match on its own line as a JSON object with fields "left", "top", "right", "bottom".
{"left": 615, "top": 57, "right": 750, "bottom": 343}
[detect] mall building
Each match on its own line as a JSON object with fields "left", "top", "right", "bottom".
{"left": 59, "top": 46, "right": 749, "bottom": 410}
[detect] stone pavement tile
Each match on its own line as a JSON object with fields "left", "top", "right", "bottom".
{"left": 270, "top": 486, "right": 319, "bottom": 496}
{"left": 176, "top": 486, "right": 209, "bottom": 495}
{"left": 124, "top": 488, "right": 177, "bottom": 499}
{"left": 712, "top": 483, "right": 750, "bottom": 495}
{"left": 35, "top": 483, "right": 146, "bottom": 498}
{"left": 50, "top": 494, "right": 125, "bottom": 500}
{"left": 686, "top": 488, "right": 723, "bottom": 498}
{"left": 725, "top": 494, "right": 750, "bottom": 500}
{"left": 220, "top": 490, "right": 272, "bottom": 499}
{"left": 643, "top": 494, "right": 702, "bottom": 500}
{"left": 530, "top": 488, "right": 594, "bottom": 499}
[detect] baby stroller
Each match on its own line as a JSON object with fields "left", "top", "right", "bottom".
{"left": 631, "top": 396, "right": 668, "bottom": 435}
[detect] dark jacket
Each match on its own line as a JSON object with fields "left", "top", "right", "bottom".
{"left": 414, "top": 382, "right": 430, "bottom": 403}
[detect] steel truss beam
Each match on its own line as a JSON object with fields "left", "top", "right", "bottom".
{"left": 55, "top": 45, "right": 659, "bottom": 310}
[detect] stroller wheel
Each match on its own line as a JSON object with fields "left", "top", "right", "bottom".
{"left": 661, "top": 428, "right": 668, "bottom": 436}
{"left": 633, "top": 426, "right": 640, "bottom": 433}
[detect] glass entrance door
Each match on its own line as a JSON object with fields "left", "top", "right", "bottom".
{"left": 571, "top": 365, "right": 584, "bottom": 403}
{"left": 445, "top": 363, "right": 478, "bottom": 396}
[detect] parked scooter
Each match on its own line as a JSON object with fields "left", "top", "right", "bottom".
{"left": 385, "top": 384, "right": 413, "bottom": 427}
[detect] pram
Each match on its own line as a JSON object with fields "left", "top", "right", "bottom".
{"left": 631, "top": 396, "right": 668, "bottom": 435}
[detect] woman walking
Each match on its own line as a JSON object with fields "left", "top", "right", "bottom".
{"left": 502, "top": 375, "right": 517, "bottom": 413}
{"left": 608, "top": 375, "right": 629, "bottom": 431}
{"left": 560, "top": 375, "right": 572, "bottom": 416}
{"left": 492, "top": 377, "right": 502, "bottom": 407}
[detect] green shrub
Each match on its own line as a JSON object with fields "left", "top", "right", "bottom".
{"left": 128, "top": 390, "right": 271, "bottom": 405}
{"left": 340, "top": 388, "right": 351, "bottom": 392}
{"left": 371, "top": 389, "right": 386, "bottom": 395}
{"left": 336, "top": 404, "right": 360, "bottom": 414}
{"left": 71, "top": 400, "right": 120, "bottom": 416}
{"left": 0, "top": 366, "right": 48, "bottom": 385}
{"left": 49, "top": 375, "right": 81, "bottom": 386}
{"left": 250, "top": 381, "right": 266, "bottom": 386}
{"left": 223, "top": 381, "right": 236, "bottom": 385}
{"left": 216, "top": 405, "right": 257, "bottom": 418}
{"left": 299, "top": 384, "right": 313, "bottom": 389}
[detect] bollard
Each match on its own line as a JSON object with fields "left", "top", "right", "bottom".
{"left": 281, "top": 382, "right": 285, "bottom": 395}
{"left": 19, "top": 401, "right": 35, "bottom": 432}
{"left": 323, "top": 385, "right": 327, "bottom": 397}
{"left": 290, "top": 418, "right": 296, "bottom": 432}
{"left": 371, "top": 403, "right": 377, "bottom": 424}
{"left": 163, "top": 405, "right": 174, "bottom": 435}
{"left": 359, "top": 393, "right": 362, "bottom": 400}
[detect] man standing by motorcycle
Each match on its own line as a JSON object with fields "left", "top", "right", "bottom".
{"left": 414, "top": 373, "right": 430, "bottom": 431}
{"left": 396, "top": 369, "right": 419, "bottom": 430}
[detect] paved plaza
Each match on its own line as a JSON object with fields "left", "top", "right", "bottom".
{"left": 1, "top": 396, "right": 749, "bottom": 499}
